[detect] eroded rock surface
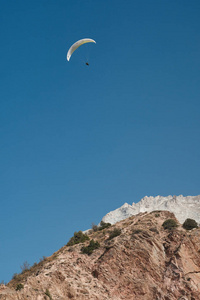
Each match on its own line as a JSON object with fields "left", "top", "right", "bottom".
{"left": 1, "top": 211, "right": 200, "bottom": 299}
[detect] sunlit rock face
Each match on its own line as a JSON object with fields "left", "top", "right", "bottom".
{"left": 102, "top": 195, "right": 200, "bottom": 224}
{"left": 3, "top": 210, "right": 200, "bottom": 299}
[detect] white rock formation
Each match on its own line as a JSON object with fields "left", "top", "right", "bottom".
{"left": 102, "top": 195, "right": 200, "bottom": 225}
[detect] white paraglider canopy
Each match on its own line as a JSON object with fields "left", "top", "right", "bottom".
{"left": 67, "top": 38, "right": 96, "bottom": 61}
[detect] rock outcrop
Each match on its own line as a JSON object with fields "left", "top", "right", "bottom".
{"left": 102, "top": 195, "right": 200, "bottom": 225}
{"left": 1, "top": 211, "right": 200, "bottom": 299}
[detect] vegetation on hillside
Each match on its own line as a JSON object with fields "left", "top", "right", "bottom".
{"left": 67, "top": 231, "right": 90, "bottom": 246}
{"left": 93, "top": 221, "right": 111, "bottom": 231}
{"left": 108, "top": 228, "right": 121, "bottom": 240}
{"left": 182, "top": 218, "right": 198, "bottom": 230}
{"left": 81, "top": 239, "right": 100, "bottom": 255}
{"left": 162, "top": 219, "right": 178, "bottom": 230}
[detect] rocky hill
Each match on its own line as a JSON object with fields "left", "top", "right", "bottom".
{"left": 1, "top": 211, "right": 200, "bottom": 299}
{"left": 102, "top": 195, "right": 200, "bottom": 225}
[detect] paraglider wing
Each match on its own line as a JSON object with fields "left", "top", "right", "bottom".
{"left": 67, "top": 38, "right": 96, "bottom": 61}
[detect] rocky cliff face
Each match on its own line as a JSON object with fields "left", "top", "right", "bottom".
{"left": 102, "top": 195, "right": 200, "bottom": 225}
{"left": 1, "top": 211, "right": 200, "bottom": 299}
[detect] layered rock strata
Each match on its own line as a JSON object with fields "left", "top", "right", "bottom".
{"left": 1, "top": 211, "right": 200, "bottom": 299}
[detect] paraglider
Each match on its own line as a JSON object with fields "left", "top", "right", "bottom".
{"left": 66, "top": 38, "right": 96, "bottom": 63}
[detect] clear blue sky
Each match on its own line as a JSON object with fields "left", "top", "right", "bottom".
{"left": 1, "top": 0, "right": 200, "bottom": 282}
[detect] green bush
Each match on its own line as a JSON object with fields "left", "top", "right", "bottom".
{"left": 182, "top": 218, "right": 198, "bottom": 230}
{"left": 81, "top": 239, "right": 100, "bottom": 255}
{"left": 108, "top": 228, "right": 121, "bottom": 240}
{"left": 98, "top": 221, "right": 111, "bottom": 231}
{"left": 16, "top": 283, "right": 24, "bottom": 291}
{"left": 67, "top": 231, "right": 89, "bottom": 246}
{"left": 162, "top": 219, "right": 177, "bottom": 230}
{"left": 92, "top": 223, "right": 98, "bottom": 232}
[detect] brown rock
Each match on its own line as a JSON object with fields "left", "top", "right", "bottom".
{"left": 2, "top": 211, "right": 200, "bottom": 299}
